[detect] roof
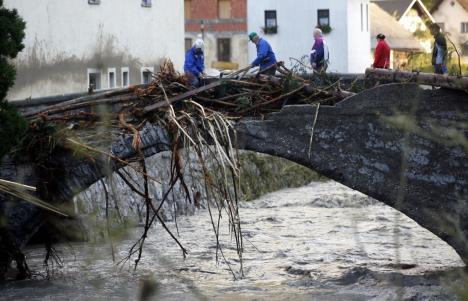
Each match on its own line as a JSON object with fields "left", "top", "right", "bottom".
{"left": 370, "top": 3, "right": 423, "bottom": 50}
{"left": 372, "top": 0, "right": 413, "bottom": 19}
{"left": 431, "top": 0, "right": 468, "bottom": 12}
{"left": 372, "top": 0, "right": 436, "bottom": 22}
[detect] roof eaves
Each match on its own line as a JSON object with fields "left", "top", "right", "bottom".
{"left": 400, "top": 0, "right": 436, "bottom": 23}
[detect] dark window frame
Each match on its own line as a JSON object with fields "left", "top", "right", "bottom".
{"left": 317, "top": 9, "right": 330, "bottom": 27}
{"left": 88, "top": 72, "right": 102, "bottom": 90}
{"left": 142, "top": 71, "right": 152, "bottom": 84}
{"left": 217, "top": 38, "right": 231, "bottom": 62}
{"left": 108, "top": 70, "right": 116, "bottom": 89}
{"left": 122, "top": 71, "right": 129, "bottom": 87}
{"left": 88, "top": 0, "right": 100, "bottom": 5}
{"left": 461, "top": 22, "right": 468, "bottom": 33}
{"left": 185, "top": 38, "right": 193, "bottom": 52}
{"left": 264, "top": 10, "right": 277, "bottom": 29}
{"left": 141, "top": 0, "right": 152, "bottom": 8}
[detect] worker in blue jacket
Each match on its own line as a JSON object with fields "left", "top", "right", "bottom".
{"left": 248, "top": 32, "right": 277, "bottom": 75}
{"left": 184, "top": 39, "right": 205, "bottom": 87}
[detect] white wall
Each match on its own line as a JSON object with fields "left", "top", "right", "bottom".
{"left": 433, "top": 0, "right": 468, "bottom": 63}
{"left": 347, "top": 0, "right": 372, "bottom": 73}
{"left": 4, "top": 0, "right": 184, "bottom": 100}
{"left": 247, "top": 0, "right": 371, "bottom": 73}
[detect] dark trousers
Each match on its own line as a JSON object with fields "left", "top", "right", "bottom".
{"left": 434, "top": 64, "right": 446, "bottom": 75}
{"left": 186, "top": 72, "right": 200, "bottom": 88}
{"left": 259, "top": 66, "right": 277, "bottom": 76}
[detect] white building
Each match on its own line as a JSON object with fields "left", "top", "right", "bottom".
{"left": 4, "top": 0, "right": 184, "bottom": 100}
{"left": 431, "top": 0, "right": 468, "bottom": 64}
{"left": 247, "top": 0, "right": 372, "bottom": 73}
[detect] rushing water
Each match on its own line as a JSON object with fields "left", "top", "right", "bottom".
{"left": 1, "top": 181, "right": 465, "bottom": 301}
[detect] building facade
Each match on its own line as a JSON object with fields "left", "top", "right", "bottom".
{"left": 4, "top": 0, "right": 185, "bottom": 100}
{"left": 185, "top": 0, "right": 248, "bottom": 70}
{"left": 247, "top": 0, "right": 372, "bottom": 73}
{"left": 370, "top": 3, "right": 423, "bottom": 69}
{"left": 431, "top": 0, "right": 468, "bottom": 63}
{"left": 373, "top": 0, "right": 435, "bottom": 52}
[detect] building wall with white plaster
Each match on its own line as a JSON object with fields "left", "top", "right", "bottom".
{"left": 432, "top": 0, "right": 468, "bottom": 63}
{"left": 4, "top": 0, "right": 184, "bottom": 100}
{"left": 247, "top": 0, "right": 371, "bottom": 73}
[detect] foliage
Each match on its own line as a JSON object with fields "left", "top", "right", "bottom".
{"left": 420, "top": 0, "right": 438, "bottom": 10}
{"left": 239, "top": 152, "right": 325, "bottom": 201}
{"left": 413, "top": 28, "right": 432, "bottom": 40}
{"left": 0, "top": 0, "right": 27, "bottom": 160}
{"left": 0, "top": 101, "right": 27, "bottom": 159}
{"left": 317, "top": 24, "right": 332, "bottom": 34}
{"left": 262, "top": 26, "right": 278, "bottom": 35}
{"left": 0, "top": 0, "right": 26, "bottom": 100}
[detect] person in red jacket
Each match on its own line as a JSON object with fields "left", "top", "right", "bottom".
{"left": 373, "top": 34, "right": 391, "bottom": 69}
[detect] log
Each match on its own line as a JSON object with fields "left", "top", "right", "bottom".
{"left": 365, "top": 68, "right": 468, "bottom": 91}
{"left": 28, "top": 94, "right": 139, "bottom": 118}
{"left": 24, "top": 85, "right": 147, "bottom": 117}
{"left": 143, "top": 81, "right": 224, "bottom": 113}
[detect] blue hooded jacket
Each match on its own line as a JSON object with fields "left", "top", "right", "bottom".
{"left": 184, "top": 47, "right": 205, "bottom": 77}
{"left": 251, "top": 38, "right": 277, "bottom": 70}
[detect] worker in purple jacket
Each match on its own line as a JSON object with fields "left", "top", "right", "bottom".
{"left": 310, "top": 28, "right": 329, "bottom": 72}
{"left": 248, "top": 32, "right": 277, "bottom": 75}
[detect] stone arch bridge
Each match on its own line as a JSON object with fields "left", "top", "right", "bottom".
{"left": 1, "top": 83, "right": 467, "bottom": 269}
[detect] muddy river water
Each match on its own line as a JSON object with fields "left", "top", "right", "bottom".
{"left": 1, "top": 181, "right": 465, "bottom": 300}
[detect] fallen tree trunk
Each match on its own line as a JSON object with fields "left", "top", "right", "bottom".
{"left": 24, "top": 85, "right": 147, "bottom": 118}
{"left": 365, "top": 68, "right": 468, "bottom": 91}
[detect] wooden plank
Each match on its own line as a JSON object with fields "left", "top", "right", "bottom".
{"left": 143, "top": 81, "right": 224, "bottom": 113}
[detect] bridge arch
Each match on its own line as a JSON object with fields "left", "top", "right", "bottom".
{"left": 2, "top": 83, "right": 467, "bottom": 266}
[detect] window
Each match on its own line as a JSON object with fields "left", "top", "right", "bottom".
{"left": 88, "top": 0, "right": 100, "bottom": 4}
{"left": 141, "top": 67, "right": 154, "bottom": 84}
{"left": 185, "top": 0, "right": 192, "bottom": 19}
{"left": 87, "top": 68, "right": 102, "bottom": 90}
{"left": 141, "top": 0, "right": 151, "bottom": 8}
{"left": 218, "top": 0, "right": 231, "bottom": 19}
{"left": 185, "top": 38, "right": 193, "bottom": 52}
{"left": 108, "top": 68, "right": 116, "bottom": 89}
{"left": 121, "top": 67, "right": 129, "bottom": 87}
{"left": 264, "top": 10, "right": 278, "bottom": 34}
{"left": 217, "top": 38, "right": 231, "bottom": 62}
{"left": 318, "top": 9, "right": 330, "bottom": 27}
{"left": 461, "top": 22, "right": 468, "bottom": 33}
